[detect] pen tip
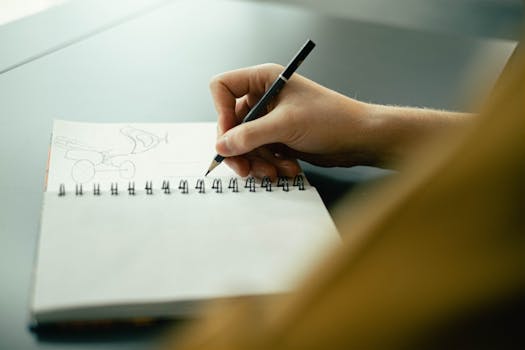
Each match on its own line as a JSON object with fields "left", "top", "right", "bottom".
{"left": 205, "top": 170, "right": 210, "bottom": 177}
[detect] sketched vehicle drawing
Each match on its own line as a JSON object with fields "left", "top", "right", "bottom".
{"left": 54, "top": 127, "right": 167, "bottom": 183}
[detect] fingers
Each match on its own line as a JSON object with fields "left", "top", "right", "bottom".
{"left": 254, "top": 147, "right": 301, "bottom": 178}
{"left": 224, "top": 147, "right": 301, "bottom": 180}
{"left": 247, "top": 157, "right": 278, "bottom": 180}
{"left": 210, "top": 64, "right": 302, "bottom": 179}
{"left": 215, "top": 108, "right": 285, "bottom": 157}
{"left": 274, "top": 158, "right": 301, "bottom": 177}
{"left": 209, "top": 64, "right": 281, "bottom": 135}
{"left": 234, "top": 96, "right": 251, "bottom": 127}
{"left": 224, "top": 156, "right": 250, "bottom": 177}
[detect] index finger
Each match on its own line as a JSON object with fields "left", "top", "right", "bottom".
{"left": 209, "top": 64, "right": 281, "bottom": 135}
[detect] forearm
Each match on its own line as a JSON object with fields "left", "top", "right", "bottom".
{"left": 209, "top": 63, "right": 475, "bottom": 175}
{"left": 359, "top": 103, "right": 474, "bottom": 167}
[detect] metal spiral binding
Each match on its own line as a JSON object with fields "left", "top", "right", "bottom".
{"left": 293, "top": 174, "right": 305, "bottom": 190}
{"left": 228, "top": 178, "right": 239, "bottom": 192}
{"left": 195, "top": 179, "right": 205, "bottom": 193}
{"left": 145, "top": 181, "right": 153, "bottom": 195}
{"left": 212, "top": 179, "right": 222, "bottom": 193}
{"left": 161, "top": 180, "right": 171, "bottom": 194}
{"left": 57, "top": 176, "right": 306, "bottom": 196}
{"left": 58, "top": 184, "right": 66, "bottom": 196}
{"left": 110, "top": 183, "right": 118, "bottom": 195}
{"left": 261, "top": 176, "right": 272, "bottom": 192}
{"left": 178, "top": 179, "right": 189, "bottom": 194}
{"left": 128, "top": 182, "right": 135, "bottom": 195}
{"left": 245, "top": 177, "right": 256, "bottom": 192}
{"left": 277, "top": 176, "right": 289, "bottom": 192}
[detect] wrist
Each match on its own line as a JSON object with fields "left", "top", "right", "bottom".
{"left": 361, "top": 103, "right": 402, "bottom": 166}
{"left": 338, "top": 99, "right": 388, "bottom": 167}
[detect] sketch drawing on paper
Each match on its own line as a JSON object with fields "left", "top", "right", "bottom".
{"left": 54, "top": 126, "right": 168, "bottom": 183}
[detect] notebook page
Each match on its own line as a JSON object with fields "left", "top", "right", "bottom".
{"left": 34, "top": 120, "right": 339, "bottom": 320}
{"left": 47, "top": 120, "right": 236, "bottom": 192}
{"left": 33, "top": 188, "right": 339, "bottom": 315}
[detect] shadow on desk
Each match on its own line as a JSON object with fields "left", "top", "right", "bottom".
{"left": 32, "top": 319, "right": 181, "bottom": 344}
{"left": 304, "top": 165, "right": 395, "bottom": 214}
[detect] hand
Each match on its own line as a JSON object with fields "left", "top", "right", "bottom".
{"left": 210, "top": 63, "right": 375, "bottom": 179}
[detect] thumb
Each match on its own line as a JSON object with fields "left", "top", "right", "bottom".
{"left": 216, "top": 111, "right": 284, "bottom": 156}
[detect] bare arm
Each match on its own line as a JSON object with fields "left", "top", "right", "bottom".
{"left": 210, "top": 63, "right": 474, "bottom": 178}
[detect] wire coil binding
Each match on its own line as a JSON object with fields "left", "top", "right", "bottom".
{"left": 56, "top": 176, "right": 306, "bottom": 196}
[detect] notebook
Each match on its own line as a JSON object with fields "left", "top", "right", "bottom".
{"left": 30, "top": 120, "right": 340, "bottom": 326}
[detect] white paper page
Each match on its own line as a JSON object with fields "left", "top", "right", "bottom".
{"left": 34, "top": 189, "right": 340, "bottom": 314}
{"left": 47, "top": 120, "right": 236, "bottom": 192}
{"left": 35, "top": 120, "right": 339, "bottom": 319}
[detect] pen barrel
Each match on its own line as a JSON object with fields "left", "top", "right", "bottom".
{"left": 242, "top": 77, "right": 286, "bottom": 123}
{"left": 282, "top": 39, "right": 315, "bottom": 80}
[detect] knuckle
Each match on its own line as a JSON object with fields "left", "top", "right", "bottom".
{"left": 209, "top": 71, "right": 229, "bottom": 90}
{"left": 208, "top": 74, "right": 222, "bottom": 89}
{"left": 256, "top": 63, "right": 284, "bottom": 83}
{"left": 258, "top": 62, "right": 283, "bottom": 72}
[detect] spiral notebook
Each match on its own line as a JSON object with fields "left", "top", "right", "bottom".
{"left": 30, "top": 120, "right": 340, "bottom": 326}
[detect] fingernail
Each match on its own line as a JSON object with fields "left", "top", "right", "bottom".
{"left": 253, "top": 169, "right": 267, "bottom": 179}
{"left": 278, "top": 160, "right": 300, "bottom": 176}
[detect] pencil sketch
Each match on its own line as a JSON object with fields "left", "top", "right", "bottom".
{"left": 54, "top": 126, "right": 167, "bottom": 183}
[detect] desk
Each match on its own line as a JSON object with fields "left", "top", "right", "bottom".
{"left": 0, "top": 0, "right": 515, "bottom": 348}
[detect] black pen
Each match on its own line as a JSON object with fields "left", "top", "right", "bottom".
{"left": 205, "top": 39, "right": 316, "bottom": 176}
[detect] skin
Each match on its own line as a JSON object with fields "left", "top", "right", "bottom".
{"left": 210, "top": 63, "right": 473, "bottom": 179}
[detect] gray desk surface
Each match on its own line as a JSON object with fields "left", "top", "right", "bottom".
{"left": 0, "top": 0, "right": 516, "bottom": 348}
{"left": 0, "top": 0, "right": 173, "bottom": 75}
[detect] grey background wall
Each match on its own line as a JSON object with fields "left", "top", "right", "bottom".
{"left": 247, "top": 0, "right": 524, "bottom": 39}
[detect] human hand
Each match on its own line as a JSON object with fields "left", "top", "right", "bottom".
{"left": 209, "top": 63, "right": 376, "bottom": 179}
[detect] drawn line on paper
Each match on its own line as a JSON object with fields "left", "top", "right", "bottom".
{"left": 54, "top": 126, "right": 167, "bottom": 183}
